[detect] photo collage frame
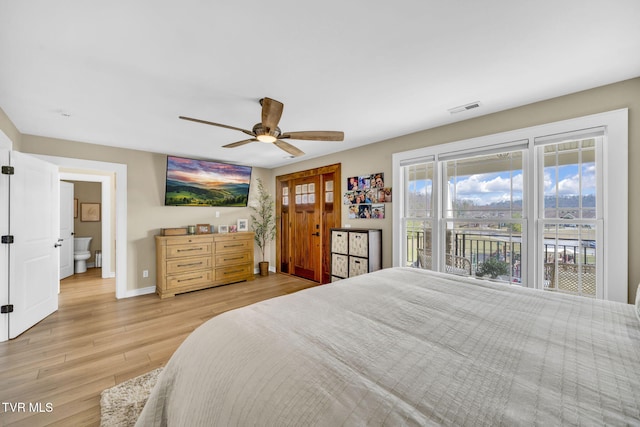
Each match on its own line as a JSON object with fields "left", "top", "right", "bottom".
{"left": 344, "top": 172, "right": 391, "bottom": 219}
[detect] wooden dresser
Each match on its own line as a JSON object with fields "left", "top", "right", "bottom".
{"left": 155, "top": 232, "right": 254, "bottom": 298}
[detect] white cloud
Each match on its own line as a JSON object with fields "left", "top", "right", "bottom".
{"left": 451, "top": 172, "right": 523, "bottom": 205}
{"left": 545, "top": 165, "right": 596, "bottom": 196}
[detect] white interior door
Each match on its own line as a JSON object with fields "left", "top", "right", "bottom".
{"left": 8, "top": 151, "right": 59, "bottom": 339}
{"left": 0, "top": 149, "right": 9, "bottom": 341}
{"left": 59, "top": 181, "right": 74, "bottom": 279}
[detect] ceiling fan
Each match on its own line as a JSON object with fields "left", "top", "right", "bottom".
{"left": 179, "top": 97, "right": 344, "bottom": 157}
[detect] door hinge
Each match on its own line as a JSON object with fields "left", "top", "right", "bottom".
{"left": 1, "top": 305, "right": 14, "bottom": 314}
{"left": 1, "top": 235, "right": 14, "bottom": 244}
{"left": 1, "top": 165, "right": 14, "bottom": 175}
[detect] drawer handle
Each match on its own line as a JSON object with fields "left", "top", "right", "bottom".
{"left": 224, "top": 243, "right": 244, "bottom": 248}
{"left": 354, "top": 260, "right": 361, "bottom": 264}
{"left": 178, "top": 275, "right": 203, "bottom": 283}
{"left": 177, "top": 262, "right": 203, "bottom": 267}
{"left": 224, "top": 256, "right": 243, "bottom": 261}
{"left": 224, "top": 269, "right": 243, "bottom": 275}
{"left": 177, "top": 248, "right": 203, "bottom": 252}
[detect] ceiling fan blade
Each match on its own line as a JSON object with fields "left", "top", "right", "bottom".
{"left": 279, "top": 131, "right": 344, "bottom": 141}
{"left": 274, "top": 140, "right": 305, "bottom": 157}
{"left": 260, "top": 98, "right": 284, "bottom": 132}
{"left": 179, "top": 116, "right": 255, "bottom": 137}
{"left": 222, "top": 138, "right": 257, "bottom": 148}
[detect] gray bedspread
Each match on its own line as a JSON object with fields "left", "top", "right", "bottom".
{"left": 136, "top": 267, "right": 640, "bottom": 426}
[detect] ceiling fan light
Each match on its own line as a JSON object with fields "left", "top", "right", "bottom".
{"left": 256, "top": 134, "right": 277, "bottom": 143}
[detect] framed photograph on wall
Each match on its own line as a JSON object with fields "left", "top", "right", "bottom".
{"left": 81, "top": 203, "right": 100, "bottom": 222}
{"left": 218, "top": 225, "right": 229, "bottom": 233}
{"left": 74, "top": 198, "right": 78, "bottom": 218}
{"left": 237, "top": 219, "right": 248, "bottom": 232}
{"left": 196, "top": 224, "right": 210, "bottom": 234}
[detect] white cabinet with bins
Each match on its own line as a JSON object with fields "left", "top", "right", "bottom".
{"left": 330, "top": 228, "right": 382, "bottom": 281}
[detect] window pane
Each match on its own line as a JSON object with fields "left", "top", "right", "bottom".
{"left": 444, "top": 151, "right": 523, "bottom": 219}
{"left": 543, "top": 138, "right": 597, "bottom": 219}
{"left": 543, "top": 223, "right": 597, "bottom": 297}
{"left": 405, "top": 219, "right": 433, "bottom": 269}
{"left": 446, "top": 220, "right": 523, "bottom": 283}
{"left": 405, "top": 162, "right": 433, "bottom": 218}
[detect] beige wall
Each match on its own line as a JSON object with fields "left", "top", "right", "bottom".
{"left": 273, "top": 77, "right": 640, "bottom": 303}
{"left": 12, "top": 135, "right": 270, "bottom": 292}
{"left": 0, "top": 107, "right": 21, "bottom": 149}
{"left": 1, "top": 77, "right": 638, "bottom": 302}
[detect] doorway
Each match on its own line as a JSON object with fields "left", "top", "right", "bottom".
{"left": 276, "top": 163, "right": 341, "bottom": 283}
{"left": 33, "top": 155, "right": 128, "bottom": 299}
{"left": 63, "top": 180, "right": 103, "bottom": 279}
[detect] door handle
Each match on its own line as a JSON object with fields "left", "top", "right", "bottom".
{"left": 54, "top": 243, "right": 62, "bottom": 248}
{"left": 312, "top": 232, "right": 320, "bottom": 236}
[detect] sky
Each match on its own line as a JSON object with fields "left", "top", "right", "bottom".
{"left": 410, "top": 162, "right": 596, "bottom": 207}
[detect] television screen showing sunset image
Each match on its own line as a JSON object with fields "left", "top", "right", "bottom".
{"left": 164, "top": 156, "right": 252, "bottom": 207}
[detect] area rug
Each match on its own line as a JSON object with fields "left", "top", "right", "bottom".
{"left": 100, "top": 367, "right": 163, "bottom": 427}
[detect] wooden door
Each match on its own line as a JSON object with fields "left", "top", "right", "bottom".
{"left": 292, "top": 175, "right": 321, "bottom": 281}
{"left": 276, "top": 163, "right": 340, "bottom": 284}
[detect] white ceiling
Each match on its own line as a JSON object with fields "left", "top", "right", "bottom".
{"left": 1, "top": 0, "right": 639, "bottom": 169}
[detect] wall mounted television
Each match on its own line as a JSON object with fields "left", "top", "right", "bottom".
{"left": 164, "top": 155, "right": 252, "bottom": 207}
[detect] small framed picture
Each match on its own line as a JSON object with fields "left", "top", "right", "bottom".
{"left": 218, "top": 225, "right": 229, "bottom": 233}
{"left": 74, "top": 198, "right": 78, "bottom": 218}
{"left": 237, "top": 218, "right": 248, "bottom": 232}
{"left": 229, "top": 225, "right": 238, "bottom": 233}
{"left": 196, "top": 224, "right": 210, "bottom": 234}
{"left": 81, "top": 203, "right": 100, "bottom": 222}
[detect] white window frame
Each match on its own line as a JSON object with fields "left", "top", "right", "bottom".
{"left": 392, "top": 109, "right": 628, "bottom": 303}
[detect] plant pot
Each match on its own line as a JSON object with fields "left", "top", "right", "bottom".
{"left": 259, "top": 261, "right": 269, "bottom": 276}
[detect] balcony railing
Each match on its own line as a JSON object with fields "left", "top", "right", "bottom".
{"left": 407, "top": 228, "right": 596, "bottom": 296}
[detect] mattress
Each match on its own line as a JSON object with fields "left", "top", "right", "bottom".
{"left": 136, "top": 267, "right": 640, "bottom": 426}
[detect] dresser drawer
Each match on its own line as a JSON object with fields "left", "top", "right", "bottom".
{"left": 166, "top": 270, "right": 213, "bottom": 290}
{"left": 164, "top": 235, "right": 212, "bottom": 246}
{"left": 331, "top": 230, "right": 349, "bottom": 254}
{"left": 215, "top": 238, "right": 252, "bottom": 253}
{"left": 215, "top": 264, "right": 253, "bottom": 282}
{"left": 349, "top": 256, "right": 369, "bottom": 277}
{"left": 166, "top": 242, "right": 212, "bottom": 259}
{"left": 166, "top": 256, "right": 212, "bottom": 275}
{"left": 215, "top": 251, "right": 251, "bottom": 267}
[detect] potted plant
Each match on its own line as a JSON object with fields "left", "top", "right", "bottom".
{"left": 476, "top": 257, "right": 510, "bottom": 279}
{"left": 250, "top": 178, "right": 276, "bottom": 276}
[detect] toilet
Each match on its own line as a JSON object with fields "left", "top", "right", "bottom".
{"left": 74, "top": 237, "right": 93, "bottom": 273}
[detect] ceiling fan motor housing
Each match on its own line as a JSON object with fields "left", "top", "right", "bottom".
{"left": 253, "top": 123, "right": 281, "bottom": 139}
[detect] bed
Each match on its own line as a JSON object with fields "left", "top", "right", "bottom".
{"left": 136, "top": 267, "right": 640, "bottom": 426}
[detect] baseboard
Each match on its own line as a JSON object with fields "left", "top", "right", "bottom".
{"left": 123, "top": 286, "right": 156, "bottom": 298}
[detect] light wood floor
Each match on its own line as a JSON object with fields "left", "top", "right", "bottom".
{"left": 0, "top": 269, "right": 319, "bottom": 426}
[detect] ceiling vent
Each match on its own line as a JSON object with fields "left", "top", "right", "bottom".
{"left": 448, "top": 101, "right": 481, "bottom": 114}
